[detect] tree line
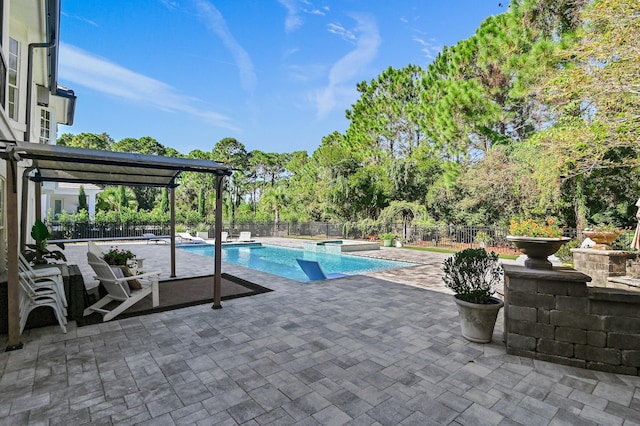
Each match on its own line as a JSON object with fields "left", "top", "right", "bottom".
{"left": 57, "top": 0, "right": 640, "bottom": 233}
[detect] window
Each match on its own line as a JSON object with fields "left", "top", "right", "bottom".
{"left": 0, "top": 1, "right": 5, "bottom": 110}
{"left": 40, "top": 109, "right": 51, "bottom": 144}
{"left": 8, "top": 37, "right": 18, "bottom": 120}
{"left": 54, "top": 199, "right": 62, "bottom": 217}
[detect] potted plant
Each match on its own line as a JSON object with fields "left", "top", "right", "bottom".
{"left": 379, "top": 233, "right": 395, "bottom": 247}
{"left": 475, "top": 230, "right": 492, "bottom": 249}
{"left": 103, "top": 246, "right": 136, "bottom": 266}
{"left": 103, "top": 247, "right": 141, "bottom": 288}
{"left": 22, "top": 219, "right": 66, "bottom": 265}
{"left": 506, "top": 218, "right": 571, "bottom": 270}
{"left": 583, "top": 223, "right": 620, "bottom": 250}
{"left": 442, "top": 248, "right": 504, "bottom": 343}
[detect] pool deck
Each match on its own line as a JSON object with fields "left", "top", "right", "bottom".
{"left": 1, "top": 238, "right": 638, "bottom": 425}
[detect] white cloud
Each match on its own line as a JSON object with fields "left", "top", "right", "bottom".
{"left": 277, "top": 0, "right": 326, "bottom": 33}
{"left": 413, "top": 36, "right": 442, "bottom": 60}
{"left": 327, "top": 23, "right": 356, "bottom": 43}
{"left": 58, "top": 43, "right": 239, "bottom": 131}
{"left": 316, "top": 13, "right": 380, "bottom": 118}
{"left": 158, "top": 0, "right": 179, "bottom": 10}
{"left": 192, "top": 0, "right": 256, "bottom": 94}
{"left": 61, "top": 11, "right": 98, "bottom": 27}
{"left": 278, "top": 0, "right": 303, "bottom": 33}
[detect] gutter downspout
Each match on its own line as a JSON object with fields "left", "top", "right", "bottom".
{"left": 21, "top": 0, "right": 59, "bottom": 247}
{"left": 24, "top": 0, "right": 59, "bottom": 142}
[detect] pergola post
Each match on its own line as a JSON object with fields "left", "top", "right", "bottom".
{"left": 35, "top": 181, "right": 41, "bottom": 221}
{"left": 212, "top": 174, "right": 225, "bottom": 309}
{"left": 170, "top": 187, "right": 176, "bottom": 278}
{"left": 6, "top": 157, "right": 22, "bottom": 350}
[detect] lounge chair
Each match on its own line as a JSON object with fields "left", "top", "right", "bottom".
{"left": 296, "top": 258, "right": 347, "bottom": 281}
{"left": 237, "top": 231, "right": 253, "bottom": 242}
{"left": 143, "top": 233, "right": 169, "bottom": 244}
{"left": 83, "top": 252, "right": 160, "bottom": 321}
{"left": 215, "top": 231, "right": 229, "bottom": 244}
{"left": 176, "top": 232, "right": 207, "bottom": 244}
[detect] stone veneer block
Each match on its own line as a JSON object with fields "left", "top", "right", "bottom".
{"left": 537, "top": 339, "right": 574, "bottom": 357}
{"left": 587, "top": 331, "right": 607, "bottom": 347}
{"left": 555, "top": 327, "right": 587, "bottom": 344}
{"left": 555, "top": 296, "right": 589, "bottom": 313}
{"left": 508, "top": 305, "right": 537, "bottom": 322}
{"left": 574, "top": 345, "right": 621, "bottom": 364}
{"left": 608, "top": 333, "right": 640, "bottom": 350}
{"left": 572, "top": 248, "right": 636, "bottom": 288}
{"left": 549, "top": 311, "right": 604, "bottom": 330}
{"left": 503, "top": 263, "right": 640, "bottom": 376}
{"left": 622, "top": 351, "right": 640, "bottom": 367}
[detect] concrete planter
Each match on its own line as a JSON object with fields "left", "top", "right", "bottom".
{"left": 507, "top": 236, "right": 571, "bottom": 270}
{"left": 583, "top": 230, "right": 619, "bottom": 250}
{"left": 454, "top": 296, "right": 504, "bottom": 343}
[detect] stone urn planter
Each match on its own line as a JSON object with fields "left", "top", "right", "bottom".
{"left": 507, "top": 236, "right": 571, "bottom": 270}
{"left": 583, "top": 230, "right": 619, "bottom": 250}
{"left": 453, "top": 296, "right": 504, "bottom": 343}
{"left": 442, "top": 248, "right": 504, "bottom": 343}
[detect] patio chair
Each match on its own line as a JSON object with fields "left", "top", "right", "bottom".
{"left": 296, "top": 258, "right": 347, "bottom": 281}
{"left": 19, "top": 269, "right": 67, "bottom": 334}
{"left": 237, "top": 231, "right": 253, "bottom": 242}
{"left": 18, "top": 253, "right": 67, "bottom": 307}
{"left": 216, "top": 232, "right": 230, "bottom": 244}
{"left": 176, "top": 232, "right": 207, "bottom": 244}
{"left": 143, "top": 233, "right": 169, "bottom": 244}
{"left": 83, "top": 252, "right": 160, "bottom": 322}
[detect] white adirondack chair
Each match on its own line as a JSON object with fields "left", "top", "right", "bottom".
{"left": 83, "top": 252, "right": 160, "bottom": 322}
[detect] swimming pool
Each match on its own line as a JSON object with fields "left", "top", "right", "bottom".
{"left": 180, "top": 244, "right": 415, "bottom": 282}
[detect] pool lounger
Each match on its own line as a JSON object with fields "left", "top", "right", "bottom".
{"left": 296, "top": 258, "right": 347, "bottom": 281}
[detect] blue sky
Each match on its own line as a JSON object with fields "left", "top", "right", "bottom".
{"left": 58, "top": 0, "right": 505, "bottom": 155}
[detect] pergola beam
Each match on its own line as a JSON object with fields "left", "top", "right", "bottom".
{"left": 1, "top": 141, "right": 232, "bottom": 350}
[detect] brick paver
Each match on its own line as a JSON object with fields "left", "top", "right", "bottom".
{"left": 0, "top": 238, "right": 638, "bottom": 425}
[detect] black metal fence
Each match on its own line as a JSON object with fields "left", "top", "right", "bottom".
{"left": 45, "top": 220, "right": 636, "bottom": 250}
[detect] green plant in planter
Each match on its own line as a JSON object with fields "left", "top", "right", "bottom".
{"left": 22, "top": 219, "right": 66, "bottom": 265}
{"left": 442, "top": 248, "right": 501, "bottom": 304}
{"left": 474, "top": 231, "right": 493, "bottom": 247}
{"left": 103, "top": 247, "right": 136, "bottom": 266}
{"left": 379, "top": 233, "right": 395, "bottom": 241}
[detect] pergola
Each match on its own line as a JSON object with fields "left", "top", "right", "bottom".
{"left": 0, "top": 141, "right": 232, "bottom": 350}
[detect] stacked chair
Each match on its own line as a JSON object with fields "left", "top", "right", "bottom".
{"left": 17, "top": 258, "right": 67, "bottom": 334}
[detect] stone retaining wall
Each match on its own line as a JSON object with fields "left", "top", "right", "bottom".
{"left": 503, "top": 264, "right": 640, "bottom": 376}
{"left": 572, "top": 248, "right": 636, "bottom": 288}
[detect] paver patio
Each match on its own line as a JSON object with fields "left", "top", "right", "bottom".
{"left": 0, "top": 238, "right": 638, "bottom": 425}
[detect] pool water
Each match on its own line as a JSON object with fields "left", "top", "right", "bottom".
{"left": 180, "top": 244, "right": 415, "bottom": 282}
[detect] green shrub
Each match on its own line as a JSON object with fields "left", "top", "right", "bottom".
{"left": 555, "top": 239, "right": 580, "bottom": 263}
{"left": 442, "top": 248, "right": 502, "bottom": 304}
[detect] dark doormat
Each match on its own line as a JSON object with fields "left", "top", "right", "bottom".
{"left": 80, "top": 273, "right": 272, "bottom": 324}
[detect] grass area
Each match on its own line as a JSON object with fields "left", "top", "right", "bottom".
{"left": 403, "top": 244, "right": 519, "bottom": 260}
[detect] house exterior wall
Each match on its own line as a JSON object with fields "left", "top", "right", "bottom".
{"left": 0, "top": 0, "right": 75, "bottom": 272}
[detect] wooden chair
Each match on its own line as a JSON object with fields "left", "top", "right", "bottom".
{"left": 83, "top": 252, "right": 160, "bottom": 322}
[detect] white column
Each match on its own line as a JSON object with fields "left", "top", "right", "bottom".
{"left": 88, "top": 193, "right": 96, "bottom": 219}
